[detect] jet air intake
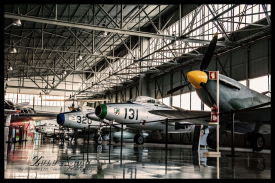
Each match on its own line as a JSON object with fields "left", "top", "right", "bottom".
{"left": 57, "top": 113, "right": 65, "bottom": 125}
{"left": 95, "top": 104, "right": 107, "bottom": 119}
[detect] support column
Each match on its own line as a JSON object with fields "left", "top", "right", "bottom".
{"left": 139, "top": 74, "right": 149, "bottom": 96}
{"left": 169, "top": 72, "right": 173, "bottom": 107}
{"left": 246, "top": 46, "right": 250, "bottom": 87}
{"left": 139, "top": 37, "right": 150, "bottom": 96}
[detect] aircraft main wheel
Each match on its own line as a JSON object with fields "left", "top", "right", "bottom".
{"left": 206, "top": 132, "right": 216, "bottom": 149}
{"left": 114, "top": 137, "right": 119, "bottom": 143}
{"left": 136, "top": 135, "right": 144, "bottom": 145}
{"left": 250, "top": 133, "right": 265, "bottom": 151}
{"left": 95, "top": 135, "right": 103, "bottom": 145}
{"left": 134, "top": 134, "right": 139, "bottom": 143}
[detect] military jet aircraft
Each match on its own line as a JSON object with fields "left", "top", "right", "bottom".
{"left": 149, "top": 33, "right": 271, "bottom": 151}
{"left": 92, "top": 96, "right": 197, "bottom": 145}
{"left": 35, "top": 120, "right": 74, "bottom": 140}
{"left": 57, "top": 105, "right": 149, "bottom": 145}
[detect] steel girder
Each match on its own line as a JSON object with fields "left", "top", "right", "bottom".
{"left": 4, "top": 13, "right": 176, "bottom": 40}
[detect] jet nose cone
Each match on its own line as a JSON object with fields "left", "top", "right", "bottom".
{"left": 57, "top": 113, "right": 65, "bottom": 125}
{"left": 187, "top": 70, "right": 208, "bottom": 89}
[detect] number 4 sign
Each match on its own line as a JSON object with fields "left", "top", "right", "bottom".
{"left": 209, "top": 71, "right": 217, "bottom": 80}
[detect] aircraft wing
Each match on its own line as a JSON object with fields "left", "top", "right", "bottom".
{"left": 11, "top": 112, "right": 58, "bottom": 122}
{"left": 4, "top": 109, "right": 20, "bottom": 116}
{"left": 234, "top": 106, "right": 271, "bottom": 124}
{"left": 149, "top": 108, "right": 214, "bottom": 126}
{"left": 149, "top": 105, "right": 271, "bottom": 126}
{"left": 149, "top": 106, "right": 231, "bottom": 126}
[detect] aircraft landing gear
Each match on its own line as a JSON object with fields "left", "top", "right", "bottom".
{"left": 206, "top": 132, "right": 216, "bottom": 149}
{"left": 95, "top": 119, "right": 104, "bottom": 145}
{"left": 134, "top": 134, "right": 144, "bottom": 145}
{"left": 206, "top": 131, "right": 228, "bottom": 149}
{"left": 247, "top": 133, "right": 265, "bottom": 152}
{"left": 95, "top": 135, "right": 103, "bottom": 145}
{"left": 113, "top": 137, "right": 119, "bottom": 143}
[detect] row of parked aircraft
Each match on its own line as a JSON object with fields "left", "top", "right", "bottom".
{"left": 5, "top": 33, "right": 270, "bottom": 151}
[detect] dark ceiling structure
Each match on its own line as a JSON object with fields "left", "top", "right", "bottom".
{"left": 4, "top": 4, "right": 271, "bottom": 98}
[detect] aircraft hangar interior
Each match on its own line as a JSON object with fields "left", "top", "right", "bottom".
{"left": 4, "top": 4, "right": 271, "bottom": 179}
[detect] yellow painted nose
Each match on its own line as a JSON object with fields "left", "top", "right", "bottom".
{"left": 187, "top": 70, "right": 208, "bottom": 89}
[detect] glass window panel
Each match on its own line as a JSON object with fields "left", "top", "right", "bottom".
{"left": 162, "top": 97, "right": 170, "bottom": 107}
{"left": 234, "top": 5, "right": 239, "bottom": 16}
{"left": 180, "top": 93, "right": 190, "bottom": 110}
{"left": 21, "top": 94, "right": 26, "bottom": 102}
{"left": 191, "top": 91, "right": 201, "bottom": 110}
{"left": 238, "top": 80, "right": 247, "bottom": 86}
{"left": 42, "top": 99, "right": 46, "bottom": 106}
{"left": 204, "top": 104, "right": 211, "bottom": 111}
{"left": 18, "top": 94, "right": 22, "bottom": 103}
{"left": 246, "top": 8, "right": 252, "bottom": 23}
{"left": 249, "top": 75, "right": 269, "bottom": 93}
{"left": 172, "top": 95, "right": 181, "bottom": 108}
{"left": 29, "top": 95, "right": 33, "bottom": 106}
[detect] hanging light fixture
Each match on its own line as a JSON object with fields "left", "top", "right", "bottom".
{"left": 12, "top": 19, "right": 21, "bottom": 26}
{"left": 7, "top": 74, "right": 10, "bottom": 81}
{"left": 100, "top": 20, "right": 107, "bottom": 37}
{"left": 12, "top": 8, "right": 22, "bottom": 26}
{"left": 100, "top": 31, "right": 107, "bottom": 37}
{"left": 63, "top": 70, "right": 67, "bottom": 75}
{"left": 76, "top": 50, "right": 82, "bottom": 61}
{"left": 10, "top": 46, "right": 17, "bottom": 53}
{"left": 7, "top": 62, "right": 13, "bottom": 70}
{"left": 172, "top": 41, "right": 176, "bottom": 49}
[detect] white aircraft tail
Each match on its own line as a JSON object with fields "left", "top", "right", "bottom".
{"left": 16, "top": 102, "right": 29, "bottom": 108}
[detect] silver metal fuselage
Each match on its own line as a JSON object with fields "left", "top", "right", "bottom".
{"left": 103, "top": 102, "right": 194, "bottom": 133}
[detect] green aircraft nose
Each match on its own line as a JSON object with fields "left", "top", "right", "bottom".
{"left": 95, "top": 104, "right": 107, "bottom": 119}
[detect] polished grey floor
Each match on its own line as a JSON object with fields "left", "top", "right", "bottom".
{"left": 4, "top": 138, "right": 271, "bottom": 179}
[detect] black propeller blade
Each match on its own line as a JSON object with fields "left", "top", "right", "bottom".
{"left": 200, "top": 33, "right": 218, "bottom": 71}
{"left": 165, "top": 33, "right": 218, "bottom": 95}
{"left": 165, "top": 82, "right": 190, "bottom": 95}
{"left": 200, "top": 82, "right": 216, "bottom": 107}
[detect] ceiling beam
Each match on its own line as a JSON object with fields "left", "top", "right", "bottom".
{"left": 4, "top": 12, "right": 176, "bottom": 40}
{"left": 7, "top": 85, "right": 102, "bottom": 94}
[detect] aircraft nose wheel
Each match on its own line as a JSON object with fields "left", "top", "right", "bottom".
{"left": 95, "top": 135, "right": 103, "bottom": 145}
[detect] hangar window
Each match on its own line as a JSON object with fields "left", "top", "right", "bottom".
{"left": 249, "top": 75, "right": 270, "bottom": 96}
{"left": 204, "top": 104, "right": 211, "bottom": 111}
{"left": 172, "top": 95, "right": 181, "bottom": 108}
{"left": 162, "top": 97, "right": 170, "bottom": 107}
{"left": 238, "top": 80, "right": 247, "bottom": 86}
{"left": 180, "top": 93, "right": 190, "bottom": 110}
{"left": 191, "top": 91, "right": 201, "bottom": 110}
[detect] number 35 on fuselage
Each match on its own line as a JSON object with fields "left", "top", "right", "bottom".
{"left": 94, "top": 96, "right": 174, "bottom": 123}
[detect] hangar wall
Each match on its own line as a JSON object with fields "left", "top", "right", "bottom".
{"left": 104, "top": 36, "right": 270, "bottom": 104}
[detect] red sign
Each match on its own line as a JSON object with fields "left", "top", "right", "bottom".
{"left": 209, "top": 71, "right": 217, "bottom": 80}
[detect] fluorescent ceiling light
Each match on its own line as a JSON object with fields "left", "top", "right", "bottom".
{"left": 10, "top": 47, "right": 17, "bottom": 53}
{"left": 12, "top": 19, "right": 21, "bottom": 26}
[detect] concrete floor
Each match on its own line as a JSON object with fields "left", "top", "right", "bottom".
{"left": 4, "top": 138, "right": 271, "bottom": 179}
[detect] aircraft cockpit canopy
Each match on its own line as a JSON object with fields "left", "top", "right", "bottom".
{"left": 128, "top": 96, "right": 168, "bottom": 107}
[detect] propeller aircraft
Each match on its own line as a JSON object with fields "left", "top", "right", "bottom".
{"left": 149, "top": 33, "right": 271, "bottom": 151}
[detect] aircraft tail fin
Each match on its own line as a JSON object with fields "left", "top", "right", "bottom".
{"left": 16, "top": 102, "right": 29, "bottom": 108}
